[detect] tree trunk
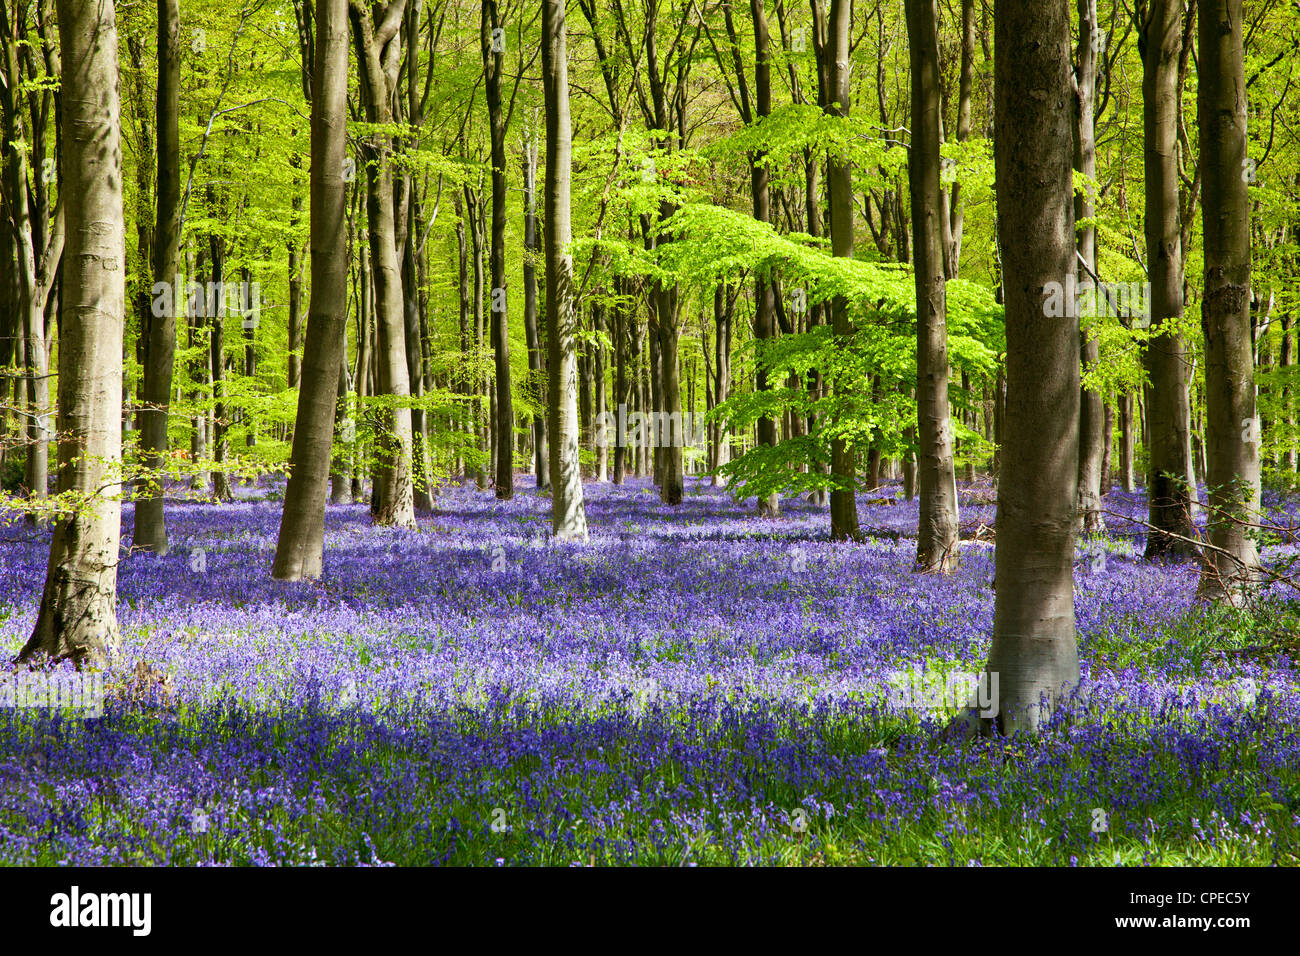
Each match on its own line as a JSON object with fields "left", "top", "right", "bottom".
{"left": 521, "top": 128, "right": 549, "bottom": 489}
{"left": 1119, "top": 389, "right": 1136, "bottom": 491}
{"left": 330, "top": 320, "right": 352, "bottom": 504}
{"left": 712, "top": 283, "right": 732, "bottom": 484}
{"left": 209, "top": 232, "right": 232, "bottom": 501}
{"left": 826, "top": 0, "right": 859, "bottom": 540}
{"left": 972, "top": 0, "right": 1080, "bottom": 735}
{"left": 21, "top": 0, "right": 126, "bottom": 665}
{"left": 466, "top": 184, "right": 488, "bottom": 490}
{"left": 288, "top": 160, "right": 304, "bottom": 390}
{"left": 353, "top": 1, "right": 416, "bottom": 528}
{"left": 656, "top": 284, "right": 684, "bottom": 504}
{"left": 1197, "top": 0, "right": 1260, "bottom": 599}
{"left": 542, "top": 0, "right": 587, "bottom": 540}
{"left": 749, "top": 0, "right": 779, "bottom": 516}
{"left": 483, "top": 0, "right": 513, "bottom": 498}
{"left": 594, "top": 301, "right": 608, "bottom": 482}
{"left": 1282, "top": 313, "right": 1295, "bottom": 478}
{"left": 1141, "top": 0, "right": 1196, "bottom": 559}
{"left": 1075, "top": 0, "right": 1105, "bottom": 533}
{"left": 273, "top": 0, "right": 349, "bottom": 581}
{"left": 612, "top": 277, "right": 627, "bottom": 484}
{"left": 135, "top": 0, "right": 181, "bottom": 551}
{"left": 404, "top": 190, "right": 434, "bottom": 513}
{"left": 906, "top": 0, "right": 959, "bottom": 572}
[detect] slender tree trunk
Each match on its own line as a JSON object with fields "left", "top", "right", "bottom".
{"left": 330, "top": 321, "right": 351, "bottom": 504}
{"left": 712, "top": 283, "right": 732, "bottom": 484}
{"left": 612, "top": 277, "right": 627, "bottom": 484}
{"left": 136, "top": 0, "right": 182, "bottom": 552}
{"left": 542, "top": 0, "right": 587, "bottom": 539}
{"left": 656, "top": 285, "right": 683, "bottom": 504}
{"left": 466, "top": 184, "right": 488, "bottom": 490}
{"left": 594, "top": 301, "right": 608, "bottom": 481}
{"left": 970, "top": 0, "right": 1080, "bottom": 735}
{"left": 404, "top": 191, "right": 434, "bottom": 513}
{"left": 1099, "top": 396, "right": 1114, "bottom": 494}
{"left": 521, "top": 128, "right": 549, "bottom": 489}
{"left": 906, "top": 0, "right": 959, "bottom": 572}
{"left": 748, "top": 0, "right": 779, "bottom": 516}
{"left": 1282, "top": 313, "right": 1295, "bottom": 478}
{"left": 483, "top": 0, "right": 513, "bottom": 498}
{"left": 273, "top": 0, "right": 349, "bottom": 580}
{"left": 943, "top": 0, "right": 975, "bottom": 277}
{"left": 209, "top": 232, "right": 232, "bottom": 501}
{"left": 21, "top": 0, "right": 126, "bottom": 665}
{"left": 827, "top": 0, "right": 859, "bottom": 539}
{"left": 353, "top": 1, "right": 416, "bottom": 528}
{"left": 1075, "top": 0, "right": 1105, "bottom": 532}
{"left": 288, "top": 157, "right": 304, "bottom": 390}
{"left": 188, "top": 245, "right": 209, "bottom": 491}
{"left": 1119, "top": 389, "right": 1136, "bottom": 491}
{"left": 1141, "top": 0, "right": 1196, "bottom": 559}
{"left": 1198, "top": 0, "right": 1260, "bottom": 599}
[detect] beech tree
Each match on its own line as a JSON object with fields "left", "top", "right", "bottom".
{"left": 541, "top": 0, "right": 587, "bottom": 540}
{"left": 1197, "top": 0, "right": 1260, "bottom": 599}
{"left": 825, "top": 0, "right": 859, "bottom": 541}
{"left": 1074, "top": 0, "right": 1105, "bottom": 533}
{"left": 482, "top": 0, "right": 514, "bottom": 499}
{"left": 351, "top": 0, "right": 416, "bottom": 529}
{"left": 273, "top": 0, "right": 349, "bottom": 581}
{"left": 1138, "top": 0, "right": 1197, "bottom": 559}
{"left": 973, "top": 0, "right": 1081, "bottom": 734}
{"left": 135, "top": 0, "right": 182, "bottom": 553}
{"left": 20, "top": 0, "right": 127, "bottom": 664}
{"left": 905, "top": 0, "right": 959, "bottom": 572}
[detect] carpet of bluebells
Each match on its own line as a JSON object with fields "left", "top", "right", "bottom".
{"left": 1, "top": 476, "right": 1298, "bottom": 866}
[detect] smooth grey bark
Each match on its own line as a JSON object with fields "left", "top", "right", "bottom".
{"left": 826, "top": 0, "right": 859, "bottom": 540}
{"left": 541, "top": 0, "right": 587, "bottom": 540}
{"left": 136, "top": 0, "right": 182, "bottom": 553}
{"left": 20, "top": 0, "right": 126, "bottom": 665}
{"left": 905, "top": 0, "right": 960, "bottom": 572}
{"left": 352, "top": 0, "right": 416, "bottom": 529}
{"left": 1140, "top": 0, "right": 1197, "bottom": 559}
{"left": 971, "top": 0, "right": 1081, "bottom": 735}
{"left": 1197, "top": 0, "right": 1260, "bottom": 600}
{"left": 273, "top": 0, "right": 349, "bottom": 581}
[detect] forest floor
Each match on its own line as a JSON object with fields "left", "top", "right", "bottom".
{"left": 1, "top": 476, "right": 1298, "bottom": 865}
